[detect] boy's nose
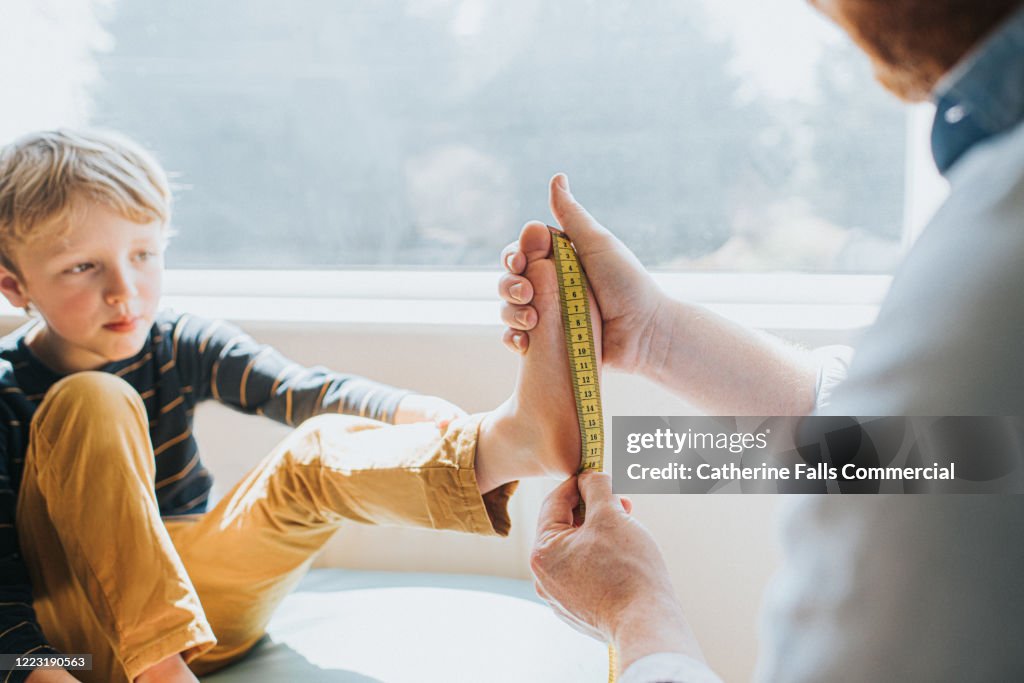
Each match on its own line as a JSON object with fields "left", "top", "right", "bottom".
{"left": 104, "top": 268, "right": 139, "bottom": 304}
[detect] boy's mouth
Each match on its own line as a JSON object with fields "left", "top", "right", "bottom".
{"left": 103, "top": 316, "right": 141, "bottom": 333}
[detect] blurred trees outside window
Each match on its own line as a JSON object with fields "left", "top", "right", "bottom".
{"left": 0, "top": 0, "right": 906, "bottom": 272}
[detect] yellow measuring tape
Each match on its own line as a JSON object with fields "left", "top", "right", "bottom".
{"left": 548, "top": 226, "right": 616, "bottom": 683}
{"left": 548, "top": 227, "right": 604, "bottom": 476}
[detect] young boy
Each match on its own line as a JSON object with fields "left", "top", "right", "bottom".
{"left": 0, "top": 129, "right": 595, "bottom": 683}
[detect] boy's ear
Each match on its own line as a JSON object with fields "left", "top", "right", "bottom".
{"left": 0, "top": 264, "right": 30, "bottom": 309}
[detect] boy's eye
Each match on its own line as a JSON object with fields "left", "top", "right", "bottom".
{"left": 134, "top": 250, "right": 160, "bottom": 262}
{"left": 65, "top": 263, "right": 94, "bottom": 274}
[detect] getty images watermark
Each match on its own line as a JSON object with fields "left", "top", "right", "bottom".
{"left": 611, "top": 416, "right": 1024, "bottom": 494}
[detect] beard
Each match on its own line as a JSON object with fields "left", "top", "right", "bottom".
{"left": 812, "top": 0, "right": 1022, "bottom": 101}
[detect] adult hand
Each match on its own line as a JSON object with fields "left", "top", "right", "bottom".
{"left": 499, "top": 174, "right": 666, "bottom": 374}
{"left": 501, "top": 174, "right": 819, "bottom": 415}
{"left": 393, "top": 394, "right": 468, "bottom": 430}
{"left": 530, "top": 472, "right": 706, "bottom": 673}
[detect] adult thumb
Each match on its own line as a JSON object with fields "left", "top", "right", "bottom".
{"left": 536, "top": 475, "right": 581, "bottom": 536}
{"left": 577, "top": 471, "right": 618, "bottom": 515}
{"left": 549, "top": 174, "right": 612, "bottom": 250}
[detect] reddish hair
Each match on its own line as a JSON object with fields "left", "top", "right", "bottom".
{"left": 812, "top": 0, "right": 1023, "bottom": 100}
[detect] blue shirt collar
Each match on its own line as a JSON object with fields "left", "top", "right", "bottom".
{"left": 931, "top": 5, "right": 1024, "bottom": 175}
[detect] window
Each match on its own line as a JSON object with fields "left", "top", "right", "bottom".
{"left": 3, "top": 0, "right": 911, "bottom": 274}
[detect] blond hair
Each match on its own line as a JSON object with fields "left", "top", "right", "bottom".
{"left": 0, "top": 129, "right": 171, "bottom": 271}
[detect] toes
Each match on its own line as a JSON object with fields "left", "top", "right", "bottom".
{"left": 502, "top": 328, "right": 529, "bottom": 354}
{"left": 499, "top": 273, "right": 534, "bottom": 304}
{"left": 518, "top": 220, "right": 553, "bottom": 262}
{"left": 501, "top": 303, "right": 537, "bottom": 330}
{"left": 500, "top": 241, "right": 525, "bottom": 274}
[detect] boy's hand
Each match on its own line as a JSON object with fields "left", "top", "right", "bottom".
{"left": 394, "top": 394, "right": 467, "bottom": 430}
{"left": 133, "top": 652, "right": 198, "bottom": 683}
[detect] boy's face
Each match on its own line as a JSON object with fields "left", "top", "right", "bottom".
{"left": 0, "top": 200, "right": 164, "bottom": 373}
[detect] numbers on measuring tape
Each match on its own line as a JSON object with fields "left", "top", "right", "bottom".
{"left": 549, "top": 225, "right": 604, "bottom": 476}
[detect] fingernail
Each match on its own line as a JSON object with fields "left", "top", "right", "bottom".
{"left": 514, "top": 309, "right": 530, "bottom": 326}
{"left": 505, "top": 252, "right": 517, "bottom": 271}
{"left": 556, "top": 174, "right": 570, "bottom": 192}
{"left": 512, "top": 333, "right": 524, "bottom": 350}
{"left": 509, "top": 282, "right": 524, "bottom": 302}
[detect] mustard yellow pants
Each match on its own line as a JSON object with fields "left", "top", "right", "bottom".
{"left": 14, "top": 372, "right": 515, "bottom": 683}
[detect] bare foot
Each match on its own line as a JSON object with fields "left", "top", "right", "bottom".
{"left": 134, "top": 653, "right": 198, "bottom": 683}
{"left": 476, "top": 222, "right": 602, "bottom": 492}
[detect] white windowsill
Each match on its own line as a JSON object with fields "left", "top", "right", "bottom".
{"left": 0, "top": 270, "right": 889, "bottom": 332}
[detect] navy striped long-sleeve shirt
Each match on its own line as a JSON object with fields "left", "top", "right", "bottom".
{"left": 0, "top": 310, "right": 409, "bottom": 675}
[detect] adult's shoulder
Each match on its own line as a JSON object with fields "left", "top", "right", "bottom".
{"left": 944, "top": 117, "right": 1024, "bottom": 210}
{"left": 761, "top": 496, "right": 1024, "bottom": 682}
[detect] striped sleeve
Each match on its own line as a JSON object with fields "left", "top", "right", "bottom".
{"left": 173, "top": 315, "right": 410, "bottom": 424}
{"left": 0, "top": 420, "right": 60, "bottom": 682}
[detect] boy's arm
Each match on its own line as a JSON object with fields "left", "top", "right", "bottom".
{"left": 174, "top": 314, "right": 411, "bottom": 425}
{"left": 0, "top": 561, "right": 63, "bottom": 683}
{"left": 1, "top": 436, "right": 63, "bottom": 683}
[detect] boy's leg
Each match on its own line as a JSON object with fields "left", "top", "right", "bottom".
{"left": 178, "top": 228, "right": 598, "bottom": 675}
{"left": 15, "top": 372, "right": 216, "bottom": 683}
{"left": 173, "top": 412, "right": 516, "bottom": 675}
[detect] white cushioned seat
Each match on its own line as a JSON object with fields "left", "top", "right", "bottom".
{"left": 199, "top": 568, "right": 608, "bottom": 682}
